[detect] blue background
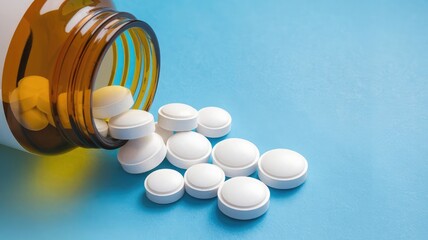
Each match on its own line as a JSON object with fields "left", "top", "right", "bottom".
{"left": 1, "top": 0, "right": 427, "bottom": 239}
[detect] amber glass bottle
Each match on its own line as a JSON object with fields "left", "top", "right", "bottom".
{"left": 0, "top": 0, "right": 160, "bottom": 155}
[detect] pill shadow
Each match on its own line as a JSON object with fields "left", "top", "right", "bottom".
{"left": 139, "top": 191, "right": 212, "bottom": 214}
{"left": 212, "top": 204, "right": 267, "bottom": 230}
{"left": 91, "top": 153, "right": 186, "bottom": 196}
{"left": 181, "top": 192, "right": 216, "bottom": 209}
{"left": 154, "top": 159, "right": 186, "bottom": 175}
{"left": 139, "top": 191, "right": 181, "bottom": 212}
{"left": 268, "top": 182, "right": 306, "bottom": 199}
{"left": 89, "top": 150, "right": 146, "bottom": 194}
{"left": 207, "top": 135, "right": 228, "bottom": 147}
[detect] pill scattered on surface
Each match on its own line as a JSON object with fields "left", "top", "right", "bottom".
{"left": 117, "top": 133, "right": 166, "bottom": 174}
{"left": 197, "top": 107, "right": 232, "bottom": 138}
{"left": 145, "top": 169, "right": 185, "bottom": 204}
{"left": 166, "top": 131, "right": 212, "bottom": 169}
{"left": 212, "top": 138, "right": 260, "bottom": 177}
{"left": 184, "top": 163, "right": 225, "bottom": 199}
{"left": 258, "top": 149, "right": 308, "bottom": 189}
{"left": 158, "top": 103, "right": 198, "bottom": 131}
{"left": 94, "top": 118, "right": 108, "bottom": 137}
{"left": 218, "top": 176, "right": 270, "bottom": 220}
{"left": 92, "top": 86, "right": 134, "bottom": 119}
{"left": 85, "top": 85, "right": 309, "bottom": 217}
{"left": 154, "top": 122, "right": 173, "bottom": 144}
{"left": 108, "top": 109, "right": 155, "bottom": 140}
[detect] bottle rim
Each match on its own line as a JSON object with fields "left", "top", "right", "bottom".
{"left": 54, "top": 10, "right": 160, "bottom": 149}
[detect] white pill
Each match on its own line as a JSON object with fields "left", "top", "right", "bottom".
{"left": 258, "top": 149, "right": 308, "bottom": 189}
{"left": 144, "top": 169, "right": 184, "bottom": 204}
{"left": 155, "top": 122, "right": 173, "bottom": 144}
{"left": 37, "top": 88, "right": 50, "bottom": 114}
{"left": 19, "top": 108, "right": 49, "bottom": 131}
{"left": 184, "top": 163, "right": 225, "bottom": 199}
{"left": 92, "top": 86, "right": 134, "bottom": 119}
{"left": 94, "top": 118, "right": 108, "bottom": 137}
{"left": 166, "top": 131, "right": 212, "bottom": 169}
{"left": 158, "top": 103, "right": 198, "bottom": 131}
{"left": 18, "top": 76, "right": 49, "bottom": 112}
{"left": 218, "top": 176, "right": 270, "bottom": 220}
{"left": 212, "top": 138, "right": 259, "bottom": 177}
{"left": 118, "top": 133, "right": 166, "bottom": 174}
{"left": 108, "top": 109, "right": 155, "bottom": 140}
{"left": 197, "top": 107, "right": 232, "bottom": 138}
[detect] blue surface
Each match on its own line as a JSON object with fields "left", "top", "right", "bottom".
{"left": 1, "top": 0, "right": 428, "bottom": 239}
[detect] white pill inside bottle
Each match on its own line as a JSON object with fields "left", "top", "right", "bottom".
{"left": 94, "top": 118, "right": 108, "bottom": 137}
{"left": 92, "top": 86, "right": 134, "bottom": 119}
{"left": 108, "top": 109, "right": 155, "bottom": 140}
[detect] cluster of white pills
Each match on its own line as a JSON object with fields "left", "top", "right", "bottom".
{"left": 93, "top": 85, "right": 308, "bottom": 220}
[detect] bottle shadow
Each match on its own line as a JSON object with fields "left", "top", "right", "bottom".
{"left": 89, "top": 152, "right": 186, "bottom": 196}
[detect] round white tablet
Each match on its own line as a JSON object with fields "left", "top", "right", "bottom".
{"left": 158, "top": 103, "right": 198, "bottom": 131}
{"left": 117, "top": 133, "right": 166, "bottom": 174}
{"left": 212, "top": 138, "right": 259, "bottom": 177}
{"left": 155, "top": 122, "right": 173, "bottom": 144}
{"left": 37, "top": 88, "right": 51, "bottom": 114}
{"left": 184, "top": 163, "right": 225, "bottom": 199}
{"left": 18, "top": 76, "right": 49, "bottom": 112}
{"left": 218, "top": 177, "right": 270, "bottom": 220}
{"left": 145, "top": 169, "right": 185, "bottom": 204}
{"left": 166, "top": 132, "right": 212, "bottom": 169}
{"left": 19, "top": 108, "right": 49, "bottom": 131}
{"left": 197, "top": 107, "right": 232, "bottom": 138}
{"left": 94, "top": 118, "right": 108, "bottom": 137}
{"left": 258, "top": 149, "right": 308, "bottom": 189}
{"left": 92, "top": 85, "right": 134, "bottom": 119}
{"left": 108, "top": 109, "right": 155, "bottom": 140}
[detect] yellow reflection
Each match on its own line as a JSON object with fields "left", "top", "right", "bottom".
{"left": 29, "top": 148, "right": 100, "bottom": 203}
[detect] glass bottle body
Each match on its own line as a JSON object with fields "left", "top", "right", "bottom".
{"left": 0, "top": 0, "right": 160, "bottom": 154}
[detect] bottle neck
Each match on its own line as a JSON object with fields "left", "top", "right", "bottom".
{"left": 55, "top": 9, "right": 160, "bottom": 149}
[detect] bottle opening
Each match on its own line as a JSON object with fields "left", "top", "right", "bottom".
{"left": 94, "top": 27, "right": 159, "bottom": 110}
{"left": 90, "top": 23, "right": 160, "bottom": 149}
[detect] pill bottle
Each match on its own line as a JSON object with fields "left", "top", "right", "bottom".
{"left": 0, "top": 0, "right": 160, "bottom": 155}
